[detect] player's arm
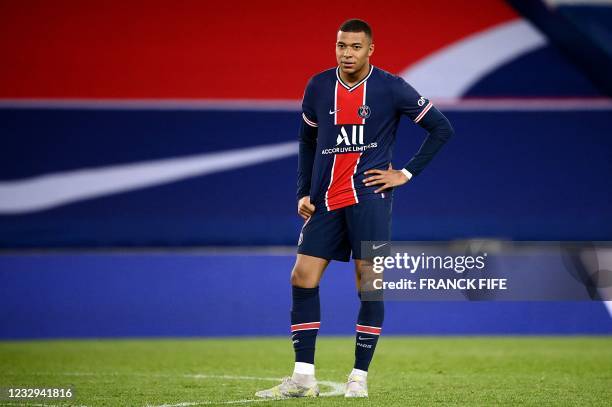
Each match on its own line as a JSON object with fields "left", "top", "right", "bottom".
{"left": 401, "top": 104, "right": 454, "bottom": 177}
{"left": 364, "top": 78, "right": 454, "bottom": 192}
{"left": 296, "top": 78, "right": 318, "bottom": 219}
{"left": 297, "top": 116, "right": 317, "bottom": 219}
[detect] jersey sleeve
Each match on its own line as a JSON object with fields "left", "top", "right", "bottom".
{"left": 401, "top": 106, "right": 454, "bottom": 177}
{"left": 301, "top": 77, "right": 318, "bottom": 128}
{"left": 393, "top": 77, "right": 454, "bottom": 177}
{"left": 297, "top": 77, "right": 318, "bottom": 201}
{"left": 393, "top": 77, "right": 434, "bottom": 124}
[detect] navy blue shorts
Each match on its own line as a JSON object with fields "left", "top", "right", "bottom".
{"left": 297, "top": 197, "right": 392, "bottom": 262}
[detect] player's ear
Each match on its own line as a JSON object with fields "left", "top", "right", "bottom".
{"left": 368, "top": 42, "right": 374, "bottom": 57}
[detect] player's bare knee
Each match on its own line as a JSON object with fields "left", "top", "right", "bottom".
{"left": 290, "top": 255, "right": 328, "bottom": 288}
{"left": 290, "top": 265, "right": 316, "bottom": 288}
{"left": 289, "top": 268, "right": 302, "bottom": 286}
{"left": 354, "top": 260, "right": 369, "bottom": 278}
{"left": 355, "top": 259, "right": 377, "bottom": 292}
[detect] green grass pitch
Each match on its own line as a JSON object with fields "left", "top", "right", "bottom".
{"left": 1, "top": 336, "right": 611, "bottom": 406}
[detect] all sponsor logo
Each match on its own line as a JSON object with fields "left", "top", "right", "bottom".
{"left": 336, "top": 125, "right": 364, "bottom": 146}
{"left": 321, "top": 125, "right": 377, "bottom": 155}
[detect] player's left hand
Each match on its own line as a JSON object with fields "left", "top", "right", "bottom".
{"left": 363, "top": 164, "right": 410, "bottom": 193}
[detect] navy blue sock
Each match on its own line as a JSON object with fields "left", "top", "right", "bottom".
{"left": 290, "top": 286, "right": 320, "bottom": 364}
{"left": 354, "top": 296, "right": 384, "bottom": 371}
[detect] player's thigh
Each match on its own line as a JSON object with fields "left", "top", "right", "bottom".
{"left": 297, "top": 207, "right": 351, "bottom": 262}
{"left": 291, "top": 253, "right": 330, "bottom": 288}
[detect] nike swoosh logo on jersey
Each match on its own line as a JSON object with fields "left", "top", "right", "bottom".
{"left": 329, "top": 108, "right": 341, "bottom": 114}
{"left": 0, "top": 141, "right": 298, "bottom": 214}
{"left": 358, "top": 336, "right": 374, "bottom": 341}
{"left": 372, "top": 243, "right": 388, "bottom": 250}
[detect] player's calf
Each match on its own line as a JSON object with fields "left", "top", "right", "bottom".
{"left": 256, "top": 285, "right": 322, "bottom": 399}
{"left": 346, "top": 293, "right": 384, "bottom": 397}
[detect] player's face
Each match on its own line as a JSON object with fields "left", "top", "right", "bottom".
{"left": 336, "top": 31, "right": 374, "bottom": 76}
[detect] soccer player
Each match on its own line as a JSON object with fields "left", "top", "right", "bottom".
{"left": 256, "top": 18, "right": 454, "bottom": 399}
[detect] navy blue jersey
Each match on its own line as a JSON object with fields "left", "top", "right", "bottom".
{"left": 297, "top": 65, "right": 452, "bottom": 212}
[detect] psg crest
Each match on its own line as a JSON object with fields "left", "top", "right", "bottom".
{"left": 358, "top": 104, "right": 371, "bottom": 119}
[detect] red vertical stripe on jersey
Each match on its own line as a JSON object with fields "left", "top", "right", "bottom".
{"left": 326, "top": 153, "right": 361, "bottom": 211}
{"left": 336, "top": 84, "right": 365, "bottom": 124}
{"left": 327, "top": 79, "right": 367, "bottom": 210}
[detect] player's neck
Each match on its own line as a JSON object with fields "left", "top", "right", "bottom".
{"left": 339, "top": 62, "right": 371, "bottom": 86}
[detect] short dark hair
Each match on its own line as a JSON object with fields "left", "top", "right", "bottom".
{"left": 339, "top": 19, "right": 373, "bottom": 42}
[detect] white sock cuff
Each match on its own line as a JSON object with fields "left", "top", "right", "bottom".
{"left": 351, "top": 368, "right": 368, "bottom": 377}
{"left": 294, "top": 362, "right": 315, "bottom": 375}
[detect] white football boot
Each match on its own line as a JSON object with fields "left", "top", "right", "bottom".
{"left": 255, "top": 376, "right": 319, "bottom": 399}
{"left": 345, "top": 372, "right": 368, "bottom": 397}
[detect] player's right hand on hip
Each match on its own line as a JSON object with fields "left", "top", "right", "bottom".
{"left": 298, "top": 196, "right": 315, "bottom": 220}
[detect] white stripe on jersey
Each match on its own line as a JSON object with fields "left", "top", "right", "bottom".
{"left": 325, "top": 154, "right": 337, "bottom": 211}
{"left": 351, "top": 153, "right": 362, "bottom": 204}
{"left": 414, "top": 101, "right": 433, "bottom": 123}
{"left": 302, "top": 112, "right": 318, "bottom": 127}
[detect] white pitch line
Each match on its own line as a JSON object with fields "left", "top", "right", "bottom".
{"left": 146, "top": 376, "right": 345, "bottom": 406}
{"left": 5, "top": 372, "right": 344, "bottom": 406}
{"left": 150, "top": 399, "right": 267, "bottom": 406}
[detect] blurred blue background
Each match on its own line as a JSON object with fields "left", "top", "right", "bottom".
{"left": 1, "top": 0, "right": 611, "bottom": 338}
